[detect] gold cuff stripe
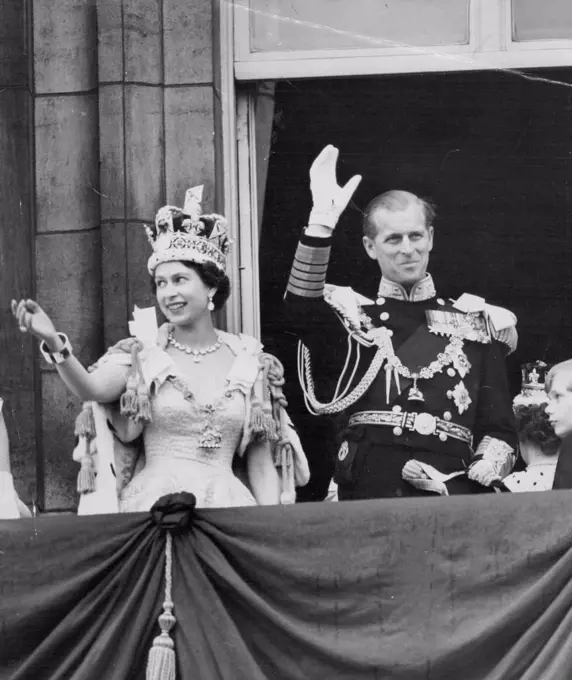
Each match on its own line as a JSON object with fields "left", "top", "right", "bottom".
{"left": 292, "top": 259, "right": 329, "bottom": 274}
{"left": 475, "top": 435, "right": 514, "bottom": 457}
{"left": 287, "top": 275, "right": 324, "bottom": 291}
{"left": 286, "top": 281, "right": 324, "bottom": 298}
{"left": 290, "top": 270, "right": 327, "bottom": 284}
{"left": 295, "top": 243, "right": 331, "bottom": 265}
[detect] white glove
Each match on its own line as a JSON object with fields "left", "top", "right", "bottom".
{"left": 308, "top": 145, "right": 362, "bottom": 230}
{"left": 467, "top": 459, "right": 500, "bottom": 487}
{"left": 324, "top": 479, "right": 339, "bottom": 502}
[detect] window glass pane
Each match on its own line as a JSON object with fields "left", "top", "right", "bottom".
{"left": 513, "top": 0, "right": 572, "bottom": 41}
{"left": 246, "top": 0, "right": 469, "bottom": 52}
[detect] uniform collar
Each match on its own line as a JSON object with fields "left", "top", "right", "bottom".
{"left": 377, "top": 273, "right": 436, "bottom": 302}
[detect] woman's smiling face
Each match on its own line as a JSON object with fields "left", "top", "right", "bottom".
{"left": 154, "top": 261, "right": 213, "bottom": 326}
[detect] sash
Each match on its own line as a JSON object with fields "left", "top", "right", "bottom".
{"left": 387, "top": 323, "right": 451, "bottom": 405}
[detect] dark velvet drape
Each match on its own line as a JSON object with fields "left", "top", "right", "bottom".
{"left": 3, "top": 491, "right": 572, "bottom": 679}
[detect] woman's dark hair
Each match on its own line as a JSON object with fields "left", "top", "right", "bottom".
{"left": 514, "top": 402, "right": 560, "bottom": 455}
{"left": 151, "top": 260, "right": 231, "bottom": 311}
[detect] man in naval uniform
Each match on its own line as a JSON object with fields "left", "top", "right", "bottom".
{"left": 284, "top": 145, "right": 518, "bottom": 500}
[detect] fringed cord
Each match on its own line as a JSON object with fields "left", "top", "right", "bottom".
{"left": 333, "top": 340, "right": 362, "bottom": 402}
{"left": 298, "top": 341, "right": 386, "bottom": 415}
{"left": 146, "top": 532, "right": 176, "bottom": 680}
{"left": 120, "top": 344, "right": 141, "bottom": 417}
{"left": 331, "top": 334, "right": 356, "bottom": 401}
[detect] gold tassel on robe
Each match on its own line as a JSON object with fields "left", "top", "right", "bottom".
{"left": 120, "top": 342, "right": 153, "bottom": 424}
{"left": 74, "top": 403, "right": 97, "bottom": 493}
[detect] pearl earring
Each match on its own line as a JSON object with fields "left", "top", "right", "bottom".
{"left": 207, "top": 295, "right": 215, "bottom": 311}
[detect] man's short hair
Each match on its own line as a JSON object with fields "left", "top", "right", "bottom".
{"left": 362, "top": 190, "right": 436, "bottom": 239}
{"left": 546, "top": 360, "right": 572, "bottom": 393}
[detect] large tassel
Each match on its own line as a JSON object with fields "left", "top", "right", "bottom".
{"left": 75, "top": 404, "right": 96, "bottom": 494}
{"left": 250, "top": 359, "right": 279, "bottom": 441}
{"left": 147, "top": 532, "right": 176, "bottom": 680}
{"left": 249, "top": 397, "right": 266, "bottom": 434}
{"left": 250, "top": 399, "right": 277, "bottom": 441}
{"left": 279, "top": 442, "right": 296, "bottom": 505}
{"left": 136, "top": 382, "right": 152, "bottom": 423}
{"left": 120, "top": 374, "right": 139, "bottom": 417}
{"left": 77, "top": 438, "right": 96, "bottom": 494}
{"left": 120, "top": 343, "right": 153, "bottom": 423}
{"left": 74, "top": 403, "right": 96, "bottom": 439}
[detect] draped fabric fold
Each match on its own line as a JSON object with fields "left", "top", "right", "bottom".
{"left": 3, "top": 492, "right": 572, "bottom": 679}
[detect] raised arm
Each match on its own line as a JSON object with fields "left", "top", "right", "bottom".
{"left": 284, "top": 145, "right": 361, "bottom": 337}
{"left": 11, "top": 299, "right": 127, "bottom": 404}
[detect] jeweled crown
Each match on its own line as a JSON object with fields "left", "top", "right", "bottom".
{"left": 513, "top": 360, "right": 550, "bottom": 409}
{"left": 145, "top": 186, "right": 231, "bottom": 275}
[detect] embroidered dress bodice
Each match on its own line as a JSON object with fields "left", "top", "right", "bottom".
{"left": 119, "top": 365, "right": 256, "bottom": 511}
{"left": 145, "top": 378, "right": 243, "bottom": 468}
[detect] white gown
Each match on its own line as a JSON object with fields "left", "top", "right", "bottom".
{"left": 118, "top": 369, "right": 256, "bottom": 512}
{"left": 0, "top": 471, "right": 32, "bottom": 519}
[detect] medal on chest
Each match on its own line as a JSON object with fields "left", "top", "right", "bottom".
{"left": 359, "top": 309, "right": 473, "bottom": 406}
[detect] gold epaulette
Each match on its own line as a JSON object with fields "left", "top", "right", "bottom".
{"left": 323, "top": 284, "right": 375, "bottom": 336}
{"left": 453, "top": 294, "right": 518, "bottom": 354}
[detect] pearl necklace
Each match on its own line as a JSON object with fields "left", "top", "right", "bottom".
{"left": 168, "top": 332, "right": 222, "bottom": 363}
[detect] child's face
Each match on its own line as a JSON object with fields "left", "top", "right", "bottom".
{"left": 546, "top": 372, "right": 572, "bottom": 438}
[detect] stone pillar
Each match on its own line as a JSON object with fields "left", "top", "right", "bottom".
{"left": 0, "top": 0, "right": 38, "bottom": 507}
{"left": 33, "top": 0, "right": 102, "bottom": 510}
{"left": 97, "top": 0, "right": 217, "bottom": 345}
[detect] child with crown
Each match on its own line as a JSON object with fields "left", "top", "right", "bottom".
{"left": 503, "top": 361, "right": 560, "bottom": 492}
{"left": 11, "top": 187, "right": 309, "bottom": 514}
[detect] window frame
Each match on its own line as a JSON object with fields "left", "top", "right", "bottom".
{"left": 233, "top": 0, "right": 572, "bottom": 81}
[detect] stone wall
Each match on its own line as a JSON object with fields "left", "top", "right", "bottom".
{"left": 98, "top": 0, "right": 218, "bottom": 347}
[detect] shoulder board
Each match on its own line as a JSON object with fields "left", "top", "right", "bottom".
{"left": 323, "top": 284, "right": 374, "bottom": 332}
{"left": 453, "top": 293, "right": 517, "bottom": 329}
{"left": 452, "top": 293, "right": 518, "bottom": 353}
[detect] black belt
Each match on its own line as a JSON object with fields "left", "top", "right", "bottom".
{"left": 348, "top": 410, "right": 472, "bottom": 445}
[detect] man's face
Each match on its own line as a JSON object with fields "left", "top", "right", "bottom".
{"left": 546, "top": 372, "right": 572, "bottom": 438}
{"left": 362, "top": 203, "right": 434, "bottom": 288}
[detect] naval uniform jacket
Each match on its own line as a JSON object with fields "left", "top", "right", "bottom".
{"left": 284, "top": 232, "right": 518, "bottom": 500}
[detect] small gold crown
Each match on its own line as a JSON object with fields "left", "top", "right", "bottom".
{"left": 513, "top": 360, "right": 550, "bottom": 409}
{"left": 145, "top": 186, "right": 231, "bottom": 274}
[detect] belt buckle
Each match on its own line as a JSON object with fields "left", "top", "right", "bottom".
{"left": 412, "top": 412, "right": 437, "bottom": 436}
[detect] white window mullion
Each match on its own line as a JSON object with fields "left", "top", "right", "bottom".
{"left": 236, "top": 91, "right": 261, "bottom": 339}
{"left": 473, "top": 0, "right": 507, "bottom": 53}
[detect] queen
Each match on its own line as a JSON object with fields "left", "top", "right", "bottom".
{"left": 12, "top": 187, "right": 308, "bottom": 513}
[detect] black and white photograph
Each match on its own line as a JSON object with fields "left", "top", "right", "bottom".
{"left": 2, "top": 1, "right": 572, "bottom": 678}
